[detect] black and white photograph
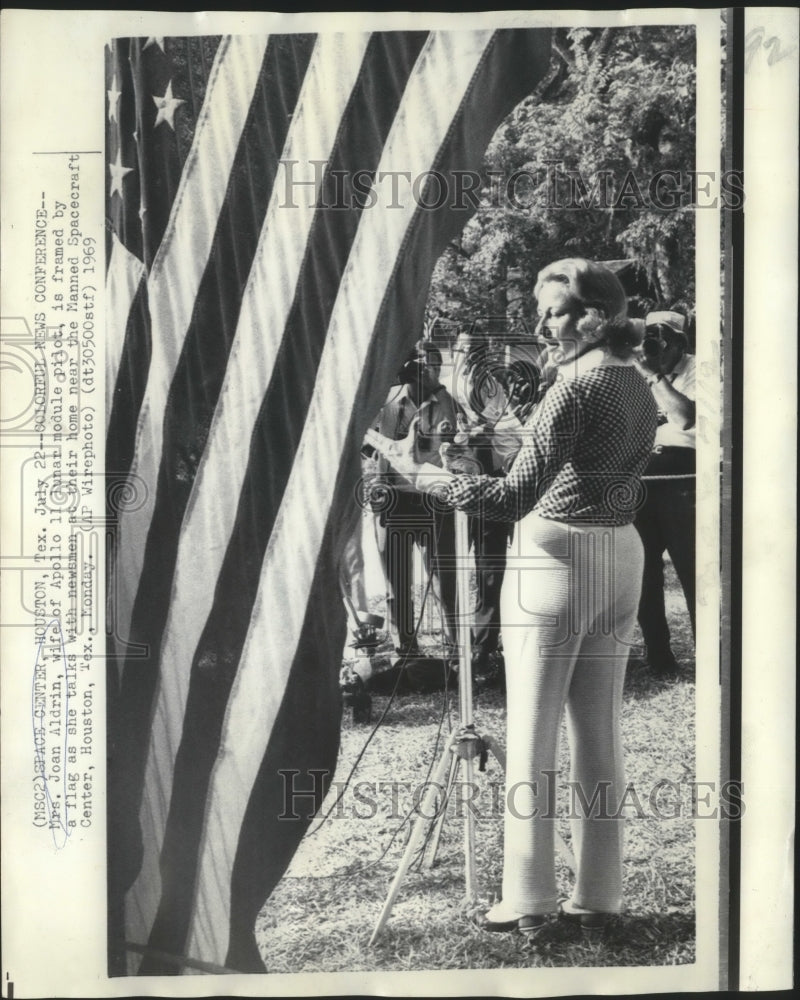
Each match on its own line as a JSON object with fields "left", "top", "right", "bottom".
{"left": 0, "top": 8, "right": 796, "bottom": 997}
{"left": 101, "top": 13, "right": 711, "bottom": 979}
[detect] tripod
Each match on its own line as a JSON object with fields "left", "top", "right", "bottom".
{"left": 369, "top": 511, "right": 501, "bottom": 943}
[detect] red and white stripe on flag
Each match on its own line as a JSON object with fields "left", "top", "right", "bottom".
{"left": 105, "top": 28, "right": 552, "bottom": 975}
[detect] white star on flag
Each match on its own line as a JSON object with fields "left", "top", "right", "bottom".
{"left": 108, "top": 75, "right": 122, "bottom": 123}
{"left": 153, "top": 81, "right": 185, "bottom": 130}
{"left": 144, "top": 37, "right": 165, "bottom": 52}
{"left": 109, "top": 149, "right": 134, "bottom": 198}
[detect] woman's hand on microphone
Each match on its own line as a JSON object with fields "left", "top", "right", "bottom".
{"left": 440, "top": 441, "right": 482, "bottom": 475}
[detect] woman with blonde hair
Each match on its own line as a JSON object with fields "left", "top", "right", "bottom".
{"left": 367, "top": 258, "right": 658, "bottom": 932}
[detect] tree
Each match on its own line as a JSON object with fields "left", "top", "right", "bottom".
{"left": 427, "top": 26, "right": 697, "bottom": 334}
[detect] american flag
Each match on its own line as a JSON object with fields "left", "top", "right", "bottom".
{"left": 105, "top": 28, "right": 552, "bottom": 975}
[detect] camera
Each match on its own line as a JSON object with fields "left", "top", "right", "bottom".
{"left": 395, "top": 340, "right": 443, "bottom": 386}
{"left": 642, "top": 333, "right": 664, "bottom": 358}
{"left": 397, "top": 357, "right": 425, "bottom": 385}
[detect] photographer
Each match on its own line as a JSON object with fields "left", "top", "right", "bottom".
{"left": 633, "top": 310, "right": 696, "bottom": 676}
{"left": 369, "top": 341, "right": 460, "bottom": 660}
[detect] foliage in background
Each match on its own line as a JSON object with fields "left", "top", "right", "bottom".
{"left": 427, "top": 26, "right": 697, "bottom": 334}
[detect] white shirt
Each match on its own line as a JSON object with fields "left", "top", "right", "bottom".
{"left": 654, "top": 353, "right": 696, "bottom": 449}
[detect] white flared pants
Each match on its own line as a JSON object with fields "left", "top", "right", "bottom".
{"left": 499, "top": 514, "right": 644, "bottom": 915}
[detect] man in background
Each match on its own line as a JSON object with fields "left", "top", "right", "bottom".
{"left": 369, "top": 341, "right": 460, "bottom": 660}
{"left": 634, "top": 310, "right": 696, "bottom": 676}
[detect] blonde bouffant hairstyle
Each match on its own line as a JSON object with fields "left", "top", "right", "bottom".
{"left": 534, "top": 258, "right": 642, "bottom": 358}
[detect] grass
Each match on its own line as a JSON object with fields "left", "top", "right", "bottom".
{"left": 256, "top": 562, "right": 695, "bottom": 972}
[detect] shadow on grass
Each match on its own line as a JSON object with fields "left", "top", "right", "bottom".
{"left": 515, "top": 910, "right": 696, "bottom": 968}
{"left": 623, "top": 657, "right": 696, "bottom": 701}
{"left": 363, "top": 909, "right": 696, "bottom": 970}
{"left": 516, "top": 910, "right": 696, "bottom": 968}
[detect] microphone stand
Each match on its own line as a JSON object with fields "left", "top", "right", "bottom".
{"left": 368, "top": 508, "right": 506, "bottom": 943}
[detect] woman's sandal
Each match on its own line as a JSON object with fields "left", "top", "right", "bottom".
{"left": 479, "top": 904, "right": 549, "bottom": 936}
{"left": 557, "top": 897, "right": 609, "bottom": 932}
